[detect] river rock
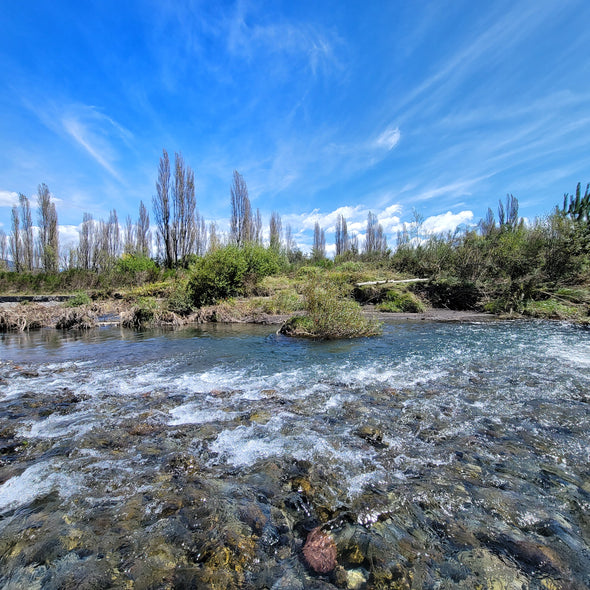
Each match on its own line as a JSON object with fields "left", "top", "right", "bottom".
{"left": 303, "top": 527, "right": 338, "bottom": 573}
{"left": 458, "top": 547, "right": 528, "bottom": 589}
{"left": 353, "top": 426, "right": 388, "bottom": 449}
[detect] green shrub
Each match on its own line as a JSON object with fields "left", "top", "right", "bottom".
{"left": 377, "top": 289, "right": 425, "bottom": 313}
{"left": 335, "top": 261, "right": 363, "bottom": 272}
{"left": 273, "top": 289, "right": 305, "bottom": 313}
{"left": 65, "top": 292, "right": 92, "bottom": 307}
{"left": 167, "top": 283, "right": 194, "bottom": 316}
{"left": 188, "top": 245, "right": 284, "bottom": 307}
{"left": 116, "top": 254, "right": 158, "bottom": 274}
{"left": 280, "top": 277, "right": 381, "bottom": 339}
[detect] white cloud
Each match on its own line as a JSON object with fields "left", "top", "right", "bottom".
{"left": 422, "top": 210, "right": 474, "bottom": 234}
{"left": 375, "top": 126, "right": 401, "bottom": 150}
{"left": 0, "top": 191, "right": 19, "bottom": 208}
{"left": 58, "top": 225, "right": 81, "bottom": 250}
{"left": 377, "top": 204, "right": 403, "bottom": 232}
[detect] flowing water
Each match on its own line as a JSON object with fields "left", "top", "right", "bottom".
{"left": 0, "top": 320, "right": 589, "bottom": 589}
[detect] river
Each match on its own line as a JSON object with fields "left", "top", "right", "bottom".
{"left": 0, "top": 320, "right": 589, "bottom": 589}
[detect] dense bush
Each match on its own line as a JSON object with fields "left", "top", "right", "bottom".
{"left": 65, "top": 292, "right": 92, "bottom": 307}
{"left": 167, "top": 282, "right": 194, "bottom": 316}
{"left": 114, "top": 254, "right": 160, "bottom": 285}
{"left": 420, "top": 278, "right": 481, "bottom": 310}
{"left": 377, "top": 289, "right": 425, "bottom": 313}
{"left": 280, "top": 277, "right": 381, "bottom": 339}
{"left": 188, "top": 244, "right": 285, "bottom": 307}
{"left": 389, "top": 197, "right": 590, "bottom": 313}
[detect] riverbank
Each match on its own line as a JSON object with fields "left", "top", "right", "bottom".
{"left": 0, "top": 297, "right": 501, "bottom": 333}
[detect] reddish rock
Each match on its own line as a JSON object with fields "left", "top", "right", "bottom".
{"left": 303, "top": 527, "right": 337, "bottom": 574}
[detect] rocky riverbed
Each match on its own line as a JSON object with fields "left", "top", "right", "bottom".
{"left": 1, "top": 320, "right": 589, "bottom": 588}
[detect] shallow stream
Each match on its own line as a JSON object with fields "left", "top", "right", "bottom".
{"left": 0, "top": 320, "right": 589, "bottom": 589}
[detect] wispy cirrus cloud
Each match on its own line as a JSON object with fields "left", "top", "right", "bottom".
{"left": 374, "top": 126, "right": 401, "bottom": 151}
{"left": 24, "top": 99, "right": 132, "bottom": 183}
{"left": 226, "top": 2, "right": 343, "bottom": 76}
{"left": 61, "top": 106, "right": 132, "bottom": 182}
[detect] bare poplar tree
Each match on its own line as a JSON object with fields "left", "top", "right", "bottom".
{"left": 195, "top": 212, "right": 207, "bottom": 256}
{"left": 208, "top": 222, "right": 220, "bottom": 252}
{"left": 172, "top": 153, "right": 197, "bottom": 262}
{"left": 78, "top": 213, "right": 94, "bottom": 270}
{"left": 136, "top": 200, "right": 150, "bottom": 257}
{"left": 284, "top": 224, "right": 295, "bottom": 256}
{"left": 253, "top": 208, "right": 262, "bottom": 245}
{"left": 154, "top": 150, "right": 200, "bottom": 265}
{"left": 269, "top": 211, "right": 282, "bottom": 251}
{"left": 153, "top": 149, "right": 173, "bottom": 267}
{"left": 107, "top": 209, "right": 120, "bottom": 261}
{"left": 364, "top": 212, "right": 387, "bottom": 256}
{"left": 312, "top": 221, "right": 326, "bottom": 260}
{"left": 335, "top": 214, "right": 349, "bottom": 256}
{"left": 19, "top": 194, "right": 34, "bottom": 271}
{"left": 93, "top": 219, "right": 107, "bottom": 271}
{"left": 498, "top": 194, "right": 520, "bottom": 230}
{"left": 37, "top": 183, "right": 59, "bottom": 272}
{"left": 9, "top": 206, "right": 21, "bottom": 271}
{"left": 0, "top": 229, "right": 7, "bottom": 269}
{"left": 230, "top": 170, "right": 252, "bottom": 247}
{"left": 479, "top": 208, "right": 496, "bottom": 236}
{"left": 124, "top": 214, "right": 135, "bottom": 255}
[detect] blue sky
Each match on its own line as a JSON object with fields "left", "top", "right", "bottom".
{"left": 1, "top": 0, "right": 589, "bottom": 253}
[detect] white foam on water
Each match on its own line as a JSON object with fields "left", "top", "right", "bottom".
{"left": 208, "top": 415, "right": 381, "bottom": 498}
{"left": 325, "top": 392, "right": 355, "bottom": 409}
{"left": 0, "top": 460, "right": 78, "bottom": 513}
{"left": 169, "top": 403, "right": 237, "bottom": 425}
{"left": 346, "top": 469, "right": 387, "bottom": 498}
{"left": 548, "top": 336, "right": 590, "bottom": 369}
{"left": 18, "top": 411, "right": 93, "bottom": 440}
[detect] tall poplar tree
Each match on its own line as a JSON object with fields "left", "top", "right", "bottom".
{"left": 269, "top": 211, "right": 282, "bottom": 251}
{"left": 312, "top": 221, "right": 326, "bottom": 260}
{"left": 230, "top": 170, "right": 252, "bottom": 247}
{"left": 19, "top": 194, "right": 34, "bottom": 271}
{"left": 37, "top": 183, "right": 59, "bottom": 272}
{"left": 335, "top": 214, "right": 349, "bottom": 256}
{"left": 153, "top": 149, "right": 173, "bottom": 267}
{"left": 9, "top": 206, "right": 21, "bottom": 271}
{"left": 136, "top": 201, "right": 150, "bottom": 257}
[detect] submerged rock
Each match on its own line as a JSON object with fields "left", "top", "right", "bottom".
{"left": 303, "top": 527, "right": 338, "bottom": 574}
{"left": 353, "top": 426, "right": 388, "bottom": 449}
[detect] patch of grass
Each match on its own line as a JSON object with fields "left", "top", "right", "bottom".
{"left": 65, "top": 292, "right": 92, "bottom": 307}
{"left": 523, "top": 298, "right": 586, "bottom": 320}
{"left": 377, "top": 289, "right": 425, "bottom": 313}
{"left": 555, "top": 287, "right": 590, "bottom": 304}
{"left": 280, "top": 277, "right": 381, "bottom": 339}
{"left": 125, "top": 280, "right": 176, "bottom": 300}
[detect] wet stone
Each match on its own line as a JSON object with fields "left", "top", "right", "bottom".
{"left": 303, "top": 527, "right": 338, "bottom": 574}
{"left": 353, "top": 425, "right": 388, "bottom": 449}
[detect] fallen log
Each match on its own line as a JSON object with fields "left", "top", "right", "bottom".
{"left": 355, "top": 278, "right": 430, "bottom": 287}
